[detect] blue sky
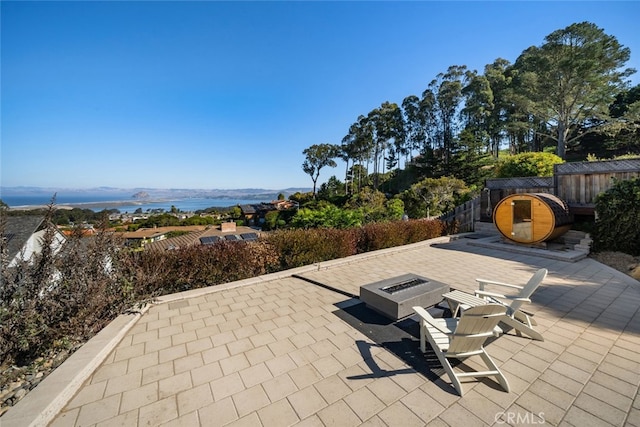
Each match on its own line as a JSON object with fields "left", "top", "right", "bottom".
{"left": 2, "top": 1, "right": 639, "bottom": 191}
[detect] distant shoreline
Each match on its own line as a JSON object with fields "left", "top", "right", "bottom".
{"left": 6, "top": 197, "right": 266, "bottom": 213}
{"left": 8, "top": 199, "right": 163, "bottom": 211}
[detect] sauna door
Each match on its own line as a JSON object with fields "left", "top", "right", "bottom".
{"left": 512, "top": 200, "right": 532, "bottom": 240}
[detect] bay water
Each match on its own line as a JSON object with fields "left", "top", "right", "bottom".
{"left": 2, "top": 194, "right": 271, "bottom": 213}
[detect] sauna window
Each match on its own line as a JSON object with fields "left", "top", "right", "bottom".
{"left": 512, "top": 200, "right": 532, "bottom": 240}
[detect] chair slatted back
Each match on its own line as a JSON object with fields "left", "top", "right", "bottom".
{"left": 447, "top": 304, "right": 505, "bottom": 355}
{"left": 507, "top": 268, "right": 547, "bottom": 314}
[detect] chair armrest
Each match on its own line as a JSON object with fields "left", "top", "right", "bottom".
{"left": 474, "top": 290, "right": 507, "bottom": 299}
{"left": 413, "top": 306, "right": 453, "bottom": 335}
{"left": 475, "top": 290, "right": 531, "bottom": 304}
{"left": 476, "top": 278, "right": 524, "bottom": 291}
{"left": 508, "top": 297, "right": 531, "bottom": 303}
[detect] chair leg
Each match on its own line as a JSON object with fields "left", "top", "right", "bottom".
{"left": 446, "top": 299, "right": 461, "bottom": 317}
{"left": 423, "top": 333, "right": 465, "bottom": 396}
{"left": 479, "top": 351, "right": 510, "bottom": 393}
{"left": 501, "top": 316, "right": 544, "bottom": 341}
{"left": 441, "top": 355, "right": 464, "bottom": 396}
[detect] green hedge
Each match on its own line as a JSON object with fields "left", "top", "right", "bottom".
{"left": 592, "top": 177, "right": 640, "bottom": 255}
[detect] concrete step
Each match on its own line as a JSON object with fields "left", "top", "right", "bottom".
{"left": 562, "top": 231, "right": 592, "bottom": 253}
{"left": 473, "top": 221, "right": 499, "bottom": 234}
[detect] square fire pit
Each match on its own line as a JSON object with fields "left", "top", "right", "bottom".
{"left": 359, "top": 273, "right": 449, "bottom": 320}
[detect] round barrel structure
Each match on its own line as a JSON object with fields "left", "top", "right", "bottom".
{"left": 493, "top": 193, "right": 573, "bottom": 244}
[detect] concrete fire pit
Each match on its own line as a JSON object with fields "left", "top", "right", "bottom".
{"left": 359, "top": 273, "right": 449, "bottom": 320}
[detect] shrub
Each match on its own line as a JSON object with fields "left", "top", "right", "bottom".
{"left": 290, "top": 205, "right": 362, "bottom": 229}
{"left": 494, "top": 152, "right": 564, "bottom": 178}
{"left": 265, "top": 228, "right": 357, "bottom": 268}
{"left": 399, "top": 177, "right": 472, "bottom": 218}
{"left": 119, "top": 241, "right": 279, "bottom": 295}
{"left": 592, "top": 177, "right": 640, "bottom": 255}
{"left": 0, "top": 209, "right": 135, "bottom": 367}
{"left": 355, "top": 219, "right": 445, "bottom": 253}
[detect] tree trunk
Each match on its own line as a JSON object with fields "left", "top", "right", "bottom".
{"left": 557, "top": 121, "right": 566, "bottom": 159}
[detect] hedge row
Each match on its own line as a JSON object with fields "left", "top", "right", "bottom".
{"left": 1, "top": 217, "right": 447, "bottom": 368}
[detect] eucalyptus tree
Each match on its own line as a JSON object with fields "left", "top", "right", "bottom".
{"left": 384, "top": 102, "right": 407, "bottom": 171}
{"left": 341, "top": 115, "right": 374, "bottom": 194}
{"left": 302, "top": 143, "right": 339, "bottom": 196}
{"left": 369, "top": 102, "right": 406, "bottom": 184}
{"left": 366, "top": 107, "right": 386, "bottom": 189}
{"left": 513, "top": 22, "right": 635, "bottom": 159}
{"left": 481, "top": 58, "right": 514, "bottom": 156}
{"left": 421, "top": 65, "right": 468, "bottom": 176}
{"left": 501, "top": 65, "right": 544, "bottom": 154}
{"left": 401, "top": 95, "right": 426, "bottom": 160}
{"left": 340, "top": 132, "right": 356, "bottom": 195}
{"left": 461, "top": 69, "right": 493, "bottom": 151}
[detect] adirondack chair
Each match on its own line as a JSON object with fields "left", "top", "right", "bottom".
{"left": 443, "top": 268, "right": 547, "bottom": 341}
{"left": 413, "top": 304, "right": 509, "bottom": 396}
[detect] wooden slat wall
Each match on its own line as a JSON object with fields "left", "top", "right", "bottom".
{"left": 556, "top": 171, "right": 639, "bottom": 206}
{"left": 438, "top": 196, "right": 481, "bottom": 232}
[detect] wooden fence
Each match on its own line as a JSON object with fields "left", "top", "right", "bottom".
{"left": 438, "top": 196, "right": 481, "bottom": 232}
{"left": 554, "top": 159, "right": 640, "bottom": 214}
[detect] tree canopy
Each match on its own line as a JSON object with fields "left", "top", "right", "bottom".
{"left": 513, "top": 22, "right": 635, "bottom": 158}
{"left": 302, "top": 143, "right": 339, "bottom": 196}
{"left": 310, "top": 21, "right": 636, "bottom": 193}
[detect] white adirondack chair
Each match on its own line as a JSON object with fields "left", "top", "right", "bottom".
{"left": 443, "top": 268, "right": 547, "bottom": 341}
{"left": 413, "top": 304, "right": 509, "bottom": 396}
{"left": 475, "top": 268, "right": 547, "bottom": 341}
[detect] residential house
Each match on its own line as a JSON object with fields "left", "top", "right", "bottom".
{"left": 3, "top": 216, "right": 67, "bottom": 268}
{"left": 239, "top": 201, "right": 297, "bottom": 226}
{"left": 121, "top": 228, "right": 169, "bottom": 249}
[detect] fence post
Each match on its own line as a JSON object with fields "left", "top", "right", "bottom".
{"left": 471, "top": 201, "right": 474, "bottom": 232}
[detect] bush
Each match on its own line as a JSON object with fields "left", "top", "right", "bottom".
{"left": 494, "top": 152, "right": 564, "bottom": 178}
{"left": 265, "top": 219, "right": 446, "bottom": 268}
{"left": 0, "top": 212, "right": 446, "bottom": 372}
{"left": 399, "top": 177, "right": 472, "bottom": 218}
{"left": 120, "top": 241, "right": 280, "bottom": 295}
{"left": 592, "top": 177, "right": 640, "bottom": 255}
{"left": 355, "top": 219, "right": 445, "bottom": 253}
{"left": 290, "top": 205, "right": 362, "bottom": 229}
{"left": 0, "top": 210, "right": 135, "bottom": 367}
{"left": 265, "top": 228, "right": 357, "bottom": 268}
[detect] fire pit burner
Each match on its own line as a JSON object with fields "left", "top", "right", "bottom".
{"left": 381, "top": 278, "right": 428, "bottom": 294}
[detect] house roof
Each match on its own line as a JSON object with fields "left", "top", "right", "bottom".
{"left": 144, "top": 225, "right": 261, "bottom": 251}
{"left": 2, "top": 215, "right": 46, "bottom": 262}
{"left": 145, "top": 230, "right": 203, "bottom": 251}
{"left": 119, "top": 226, "right": 207, "bottom": 240}
{"left": 239, "top": 203, "right": 277, "bottom": 215}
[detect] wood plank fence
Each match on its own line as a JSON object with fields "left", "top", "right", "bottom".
{"left": 437, "top": 196, "right": 481, "bottom": 232}
{"left": 554, "top": 159, "right": 640, "bottom": 214}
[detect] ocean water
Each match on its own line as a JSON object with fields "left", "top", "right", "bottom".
{"left": 2, "top": 194, "right": 270, "bottom": 213}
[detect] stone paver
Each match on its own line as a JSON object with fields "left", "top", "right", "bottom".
{"left": 3, "top": 236, "right": 640, "bottom": 426}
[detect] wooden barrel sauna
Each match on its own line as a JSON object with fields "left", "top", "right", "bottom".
{"left": 493, "top": 193, "right": 573, "bottom": 244}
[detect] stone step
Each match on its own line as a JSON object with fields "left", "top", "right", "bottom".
{"left": 473, "top": 221, "right": 499, "bottom": 234}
